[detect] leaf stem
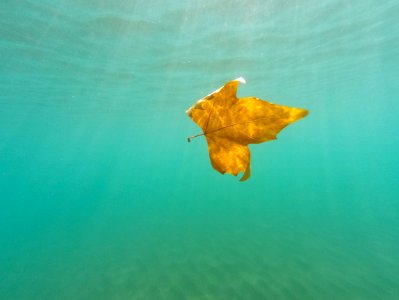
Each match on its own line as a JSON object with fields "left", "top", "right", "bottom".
{"left": 187, "top": 132, "right": 205, "bottom": 142}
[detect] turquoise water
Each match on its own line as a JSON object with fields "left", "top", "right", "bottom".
{"left": 1, "top": 0, "right": 399, "bottom": 299}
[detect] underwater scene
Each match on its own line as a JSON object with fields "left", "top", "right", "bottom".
{"left": 1, "top": 0, "right": 398, "bottom": 299}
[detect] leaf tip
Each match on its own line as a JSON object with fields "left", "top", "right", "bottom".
{"left": 234, "top": 77, "right": 246, "bottom": 84}
{"left": 239, "top": 165, "right": 251, "bottom": 182}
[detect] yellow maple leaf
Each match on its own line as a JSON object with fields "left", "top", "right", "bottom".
{"left": 186, "top": 77, "right": 308, "bottom": 181}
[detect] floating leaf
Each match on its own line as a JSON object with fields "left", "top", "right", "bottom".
{"left": 186, "top": 77, "right": 308, "bottom": 181}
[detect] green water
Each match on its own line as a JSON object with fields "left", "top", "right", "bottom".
{"left": 1, "top": 1, "right": 398, "bottom": 299}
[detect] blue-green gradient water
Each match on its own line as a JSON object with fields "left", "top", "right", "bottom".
{"left": 1, "top": 1, "right": 398, "bottom": 299}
